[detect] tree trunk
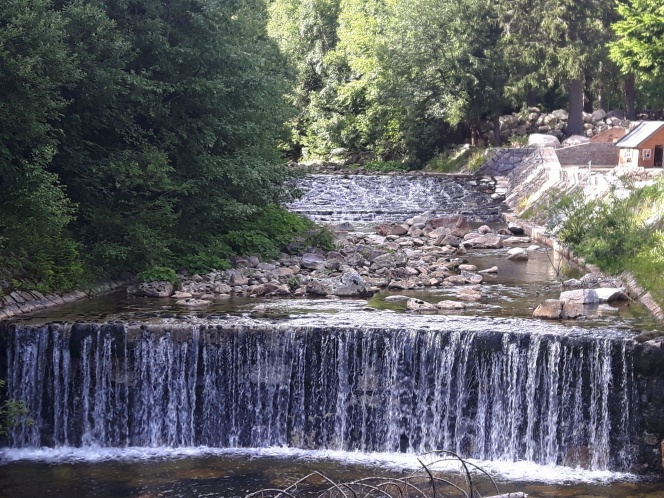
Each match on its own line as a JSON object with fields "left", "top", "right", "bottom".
{"left": 492, "top": 116, "right": 502, "bottom": 146}
{"left": 566, "top": 78, "right": 584, "bottom": 137}
{"left": 526, "top": 90, "right": 538, "bottom": 108}
{"left": 625, "top": 73, "right": 636, "bottom": 120}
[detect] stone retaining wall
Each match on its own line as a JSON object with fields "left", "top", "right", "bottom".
{"left": 0, "top": 280, "right": 127, "bottom": 320}
{"left": 503, "top": 213, "right": 664, "bottom": 323}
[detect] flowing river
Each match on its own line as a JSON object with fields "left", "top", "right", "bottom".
{"left": 1, "top": 174, "right": 663, "bottom": 497}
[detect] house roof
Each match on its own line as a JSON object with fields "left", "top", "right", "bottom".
{"left": 615, "top": 121, "right": 664, "bottom": 148}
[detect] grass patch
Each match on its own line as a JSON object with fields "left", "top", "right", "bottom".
{"left": 425, "top": 146, "right": 488, "bottom": 173}
{"left": 548, "top": 178, "right": 664, "bottom": 309}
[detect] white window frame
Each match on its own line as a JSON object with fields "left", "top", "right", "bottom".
{"left": 643, "top": 148, "right": 652, "bottom": 160}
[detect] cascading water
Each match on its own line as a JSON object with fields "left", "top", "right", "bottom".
{"left": 288, "top": 174, "right": 505, "bottom": 223}
{"left": 1, "top": 316, "right": 638, "bottom": 472}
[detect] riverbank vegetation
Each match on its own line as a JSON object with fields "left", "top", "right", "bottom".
{"left": 548, "top": 178, "right": 664, "bottom": 307}
{"left": 1, "top": 0, "right": 663, "bottom": 293}
{"left": 0, "top": 0, "right": 306, "bottom": 293}
{"left": 268, "top": 0, "right": 664, "bottom": 165}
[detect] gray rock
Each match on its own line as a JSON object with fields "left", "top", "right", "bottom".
{"left": 376, "top": 224, "right": 409, "bottom": 236}
{"left": 300, "top": 252, "right": 327, "bottom": 270}
{"left": 175, "top": 298, "right": 212, "bottom": 307}
{"left": 528, "top": 134, "right": 561, "bottom": 148}
{"left": 507, "top": 247, "right": 529, "bottom": 261}
{"left": 436, "top": 300, "right": 467, "bottom": 310}
{"left": 463, "top": 234, "right": 504, "bottom": 249}
{"left": 306, "top": 269, "right": 374, "bottom": 297}
{"left": 228, "top": 270, "right": 249, "bottom": 287}
{"left": 503, "top": 236, "right": 531, "bottom": 245}
{"left": 592, "top": 109, "right": 606, "bottom": 121}
{"left": 458, "top": 264, "right": 477, "bottom": 272}
{"left": 560, "top": 289, "right": 599, "bottom": 305}
{"left": 433, "top": 234, "right": 463, "bottom": 247}
{"left": 562, "top": 278, "right": 583, "bottom": 288}
{"left": 478, "top": 266, "right": 498, "bottom": 274}
{"left": 562, "top": 135, "right": 590, "bottom": 146}
{"left": 134, "top": 281, "right": 174, "bottom": 298}
{"left": 406, "top": 298, "right": 437, "bottom": 312}
{"left": 371, "top": 253, "right": 398, "bottom": 269}
{"left": 595, "top": 288, "right": 628, "bottom": 303}
{"left": 384, "top": 295, "right": 410, "bottom": 302}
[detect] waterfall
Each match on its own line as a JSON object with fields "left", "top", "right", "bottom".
{"left": 288, "top": 174, "right": 505, "bottom": 223}
{"left": 1, "top": 319, "right": 637, "bottom": 471}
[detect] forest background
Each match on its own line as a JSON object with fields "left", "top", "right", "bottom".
{"left": 0, "top": 0, "right": 662, "bottom": 294}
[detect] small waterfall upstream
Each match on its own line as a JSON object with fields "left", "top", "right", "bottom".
{"left": 1, "top": 317, "right": 639, "bottom": 472}
{"left": 288, "top": 174, "right": 505, "bottom": 223}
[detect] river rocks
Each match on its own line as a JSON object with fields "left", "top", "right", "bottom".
{"left": 175, "top": 298, "right": 212, "bottom": 307}
{"left": 306, "top": 269, "right": 374, "bottom": 297}
{"left": 436, "top": 300, "right": 467, "bottom": 310}
{"left": 129, "top": 281, "right": 174, "bottom": 298}
{"left": 428, "top": 214, "right": 470, "bottom": 233}
{"left": 533, "top": 300, "right": 562, "bottom": 319}
{"left": 560, "top": 289, "right": 599, "bottom": 305}
{"left": 384, "top": 295, "right": 410, "bottom": 302}
{"left": 377, "top": 224, "right": 409, "bottom": 236}
{"left": 300, "top": 252, "right": 327, "bottom": 270}
{"left": 503, "top": 236, "right": 531, "bottom": 245}
{"left": 463, "top": 234, "right": 503, "bottom": 249}
{"left": 479, "top": 266, "right": 498, "bottom": 274}
{"left": 406, "top": 298, "right": 437, "bottom": 311}
{"left": 507, "top": 247, "right": 529, "bottom": 261}
{"left": 594, "top": 287, "right": 628, "bottom": 303}
{"left": 507, "top": 221, "right": 525, "bottom": 235}
{"left": 528, "top": 133, "right": 561, "bottom": 147}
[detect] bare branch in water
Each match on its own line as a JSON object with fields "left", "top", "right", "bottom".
{"left": 244, "top": 452, "right": 525, "bottom": 498}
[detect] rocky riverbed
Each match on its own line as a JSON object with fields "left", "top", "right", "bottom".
{"left": 126, "top": 213, "right": 634, "bottom": 324}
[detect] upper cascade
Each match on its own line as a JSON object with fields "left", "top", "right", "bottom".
{"left": 288, "top": 174, "right": 505, "bottom": 223}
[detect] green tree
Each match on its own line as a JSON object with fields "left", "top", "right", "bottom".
{"left": 610, "top": 0, "right": 664, "bottom": 78}
{"left": 0, "top": 0, "right": 84, "bottom": 291}
{"left": 52, "top": 0, "right": 296, "bottom": 273}
{"left": 498, "top": 0, "right": 616, "bottom": 136}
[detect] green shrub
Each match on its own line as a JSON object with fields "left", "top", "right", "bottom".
{"left": 549, "top": 179, "right": 664, "bottom": 308}
{"left": 363, "top": 160, "right": 409, "bottom": 172}
{"left": 138, "top": 266, "right": 180, "bottom": 285}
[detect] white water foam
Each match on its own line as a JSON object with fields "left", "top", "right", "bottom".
{"left": 0, "top": 446, "right": 638, "bottom": 485}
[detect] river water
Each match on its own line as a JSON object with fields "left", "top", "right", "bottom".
{"left": 1, "top": 174, "right": 663, "bottom": 497}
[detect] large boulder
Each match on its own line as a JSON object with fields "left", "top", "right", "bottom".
{"left": 130, "top": 281, "right": 174, "bottom": 298}
{"left": 528, "top": 133, "right": 561, "bottom": 148}
{"left": 560, "top": 289, "right": 599, "bottom": 305}
{"left": 595, "top": 288, "right": 628, "bottom": 303}
{"left": 463, "top": 234, "right": 504, "bottom": 249}
{"left": 507, "top": 247, "right": 529, "bottom": 261}
{"left": 436, "top": 300, "right": 467, "bottom": 310}
{"left": 306, "top": 269, "right": 374, "bottom": 297}
{"left": 428, "top": 215, "right": 470, "bottom": 236}
{"left": 533, "top": 300, "right": 562, "bottom": 319}
{"left": 376, "top": 224, "right": 409, "bottom": 236}
{"left": 562, "top": 135, "right": 590, "bottom": 146}
{"left": 300, "top": 252, "right": 327, "bottom": 270}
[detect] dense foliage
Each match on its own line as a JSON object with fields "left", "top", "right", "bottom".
{"left": 267, "top": 0, "right": 662, "bottom": 163}
{"left": 2, "top": 0, "right": 663, "bottom": 292}
{"left": 0, "top": 0, "right": 303, "bottom": 292}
